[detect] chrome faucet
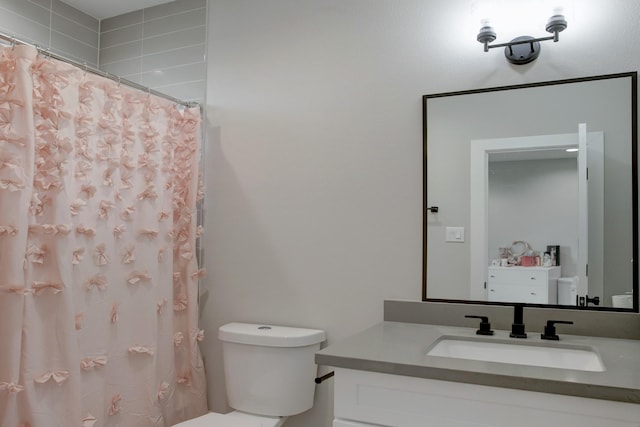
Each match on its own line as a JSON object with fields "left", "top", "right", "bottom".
{"left": 510, "top": 304, "right": 527, "bottom": 338}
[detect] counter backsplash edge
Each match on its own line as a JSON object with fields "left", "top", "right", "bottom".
{"left": 384, "top": 300, "right": 640, "bottom": 340}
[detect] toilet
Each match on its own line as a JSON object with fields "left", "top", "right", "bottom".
{"left": 174, "top": 322, "right": 326, "bottom": 427}
{"left": 557, "top": 276, "right": 578, "bottom": 306}
{"left": 612, "top": 293, "right": 633, "bottom": 308}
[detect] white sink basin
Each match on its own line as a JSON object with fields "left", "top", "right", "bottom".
{"left": 426, "top": 337, "right": 605, "bottom": 372}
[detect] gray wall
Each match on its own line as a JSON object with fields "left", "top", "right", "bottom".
{"left": 488, "top": 158, "right": 578, "bottom": 275}
{"left": 203, "top": 1, "right": 640, "bottom": 426}
{"left": 0, "top": 0, "right": 99, "bottom": 67}
{"left": 99, "top": 0, "right": 207, "bottom": 104}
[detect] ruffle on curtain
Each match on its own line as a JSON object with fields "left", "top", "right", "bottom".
{"left": 0, "top": 45, "right": 207, "bottom": 427}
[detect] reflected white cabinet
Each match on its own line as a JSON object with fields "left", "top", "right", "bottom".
{"left": 332, "top": 368, "right": 640, "bottom": 427}
{"left": 487, "top": 266, "right": 561, "bottom": 304}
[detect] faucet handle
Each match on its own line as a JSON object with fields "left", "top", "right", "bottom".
{"left": 541, "top": 320, "right": 574, "bottom": 340}
{"left": 465, "top": 315, "right": 494, "bottom": 336}
{"left": 509, "top": 304, "right": 527, "bottom": 338}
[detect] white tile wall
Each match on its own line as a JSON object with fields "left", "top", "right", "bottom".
{"left": 52, "top": 0, "right": 97, "bottom": 29}
{"left": 100, "top": 23, "right": 142, "bottom": 48}
{"left": 100, "top": 40, "right": 143, "bottom": 64}
{"left": 100, "top": 10, "right": 143, "bottom": 32}
{"left": 0, "top": 0, "right": 205, "bottom": 104}
{"left": 142, "top": 0, "right": 205, "bottom": 21}
{"left": 143, "top": 8, "right": 206, "bottom": 37}
{"left": 139, "top": 62, "right": 205, "bottom": 87}
{"left": 142, "top": 26, "right": 206, "bottom": 55}
{"left": 0, "top": 0, "right": 99, "bottom": 67}
{"left": 51, "top": 31, "right": 99, "bottom": 64}
{"left": 99, "top": 0, "right": 207, "bottom": 105}
{"left": 96, "top": 57, "right": 143, "bottom": 83}
{"left": 51, "top": 13, "right": 99, "bottom": 48}
{"left": 141, "top": 44, "right": 205, "bottom": 72}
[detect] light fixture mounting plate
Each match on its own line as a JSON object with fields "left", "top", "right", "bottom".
{"left": 504, "top": 36, "right": 540, "bottom": 65}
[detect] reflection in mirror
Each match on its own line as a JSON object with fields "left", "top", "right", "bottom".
{"left": 423, "top": 73, "right": 637, "bottom": 311}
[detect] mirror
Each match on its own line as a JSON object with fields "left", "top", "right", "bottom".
{"left": 423, "top": 73, "right": 638, "bottom": 311}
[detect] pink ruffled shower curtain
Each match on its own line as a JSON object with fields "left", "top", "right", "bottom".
{"left": 0, "top": 45, "right": 207, "bottom": 426}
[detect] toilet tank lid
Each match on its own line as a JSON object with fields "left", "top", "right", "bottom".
{"left": 218, "top": 323, "right": 326, "bottom": 347}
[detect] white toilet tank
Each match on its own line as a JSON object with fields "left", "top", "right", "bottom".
{"left": 218, "top": 323, "right": 326, "bottom": 417}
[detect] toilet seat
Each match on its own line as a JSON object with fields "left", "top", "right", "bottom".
{"left": 173, "top": 411, "right": 285, "bottom": 427}
{"left": 173, "top": 412, "right": 261, "bottom": 427}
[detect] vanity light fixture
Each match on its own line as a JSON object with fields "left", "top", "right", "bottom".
{"left": 476, "top": 12, "right": 567, "bottom": 65}
{"left": 565, "top": 148, "right": 579, "bottom": 152}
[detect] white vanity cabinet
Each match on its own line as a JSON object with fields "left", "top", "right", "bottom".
{"left": 331, "top": 368, "right": 640, "bottom": 427}
{"left": 487, "top": 266, "right": 561, "bottom": 304}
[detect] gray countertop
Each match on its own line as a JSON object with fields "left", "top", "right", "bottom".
{"left": 315, "top": 321, "right": 640, "bottom": 404}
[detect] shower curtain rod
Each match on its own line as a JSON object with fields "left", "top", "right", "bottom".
{"left": 0, "top": 31, "right": 198, "bottom": 108}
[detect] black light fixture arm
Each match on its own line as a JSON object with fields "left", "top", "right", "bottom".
{"left": 484, "top": 33, "right": 557, "bottom": 52}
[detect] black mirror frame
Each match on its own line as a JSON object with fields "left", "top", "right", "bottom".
{"left": 422, "top": 72, "right": 638, "bottom": 312}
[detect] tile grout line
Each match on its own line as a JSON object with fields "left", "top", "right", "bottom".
{"left": 51, "top": 11, "right": 100, "bottom": 36}
{"left": 101, "top": 6, "right": 206, "bottom": 34}
{"left": 101, "top": 58, "right": 204, "bottom": 73}
{"left": 48, "top": 0, "right": 52, "bottom": 48}
{"left": 1, "top": 2, "right": 96, "bottom": 51}
{"left": 97, "top": 15, "right": 101, "bottom": 67}
{"left": 101, "top": 24, "right": 205, "bottom": 51}
{"left": 140, "top": 7, "right": 144, "bottom": 82}
{"left": 100, "top": 43, "right": 205, "bottom": 69}
{"left": 51, "top": 29, "right": 100, "bottom": 51}
{"left": 140, "top": 7, "right": 206, "bottom": 25}
{"left": 152, "top": 78, "right": 206, "bottom": 90}
{"left": 0, "top": 8, "right": 46, "bottom": 45}
{"left": 51, "top": 8, "right": 100, "bottom": 32}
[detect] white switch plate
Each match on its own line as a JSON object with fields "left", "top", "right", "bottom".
{"left": 445, "top": 227, "right": 465, "bottom": 242}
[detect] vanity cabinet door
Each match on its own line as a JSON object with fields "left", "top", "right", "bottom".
{"left": 332, "top": 368, "right": 640, "bottom": 427}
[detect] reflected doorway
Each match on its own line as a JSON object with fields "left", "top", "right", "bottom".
{"left": 469, "top": 129, "right": 604, "bottom": 305}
